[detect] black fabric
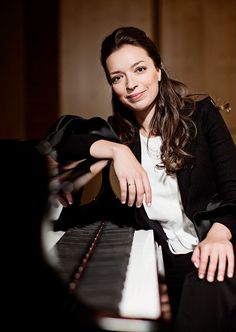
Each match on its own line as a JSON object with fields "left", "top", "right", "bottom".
{"left": 162, "top": 252, "right": 195, "bottom": 321}
{"left": 38, "top": 114, "right": 120, "bottom": 165}
{"left": 174, "top": 253, "right": 236, "bottom": 332}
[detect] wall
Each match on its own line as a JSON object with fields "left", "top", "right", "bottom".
{"left": 60, "top": 0, "right": 154, "bottom": 119}
{"left": 0, "top": 0, "right": 235, "bottom": 142}
{"left": 158, "top": 0, "right": 236, "bottom": 141}
{"left": 0, "top": 0, "right": 59, "bottom": 139}
{"left": 0, "top": 0, "right": 25, "bottom": 138}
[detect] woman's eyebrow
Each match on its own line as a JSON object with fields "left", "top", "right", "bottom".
{"left": 110, "top": 60, "right": 145, "bottom": 75}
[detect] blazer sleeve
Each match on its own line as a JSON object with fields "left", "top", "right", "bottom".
{"left": 37, "top": 115, "right": 120, "bottom": 164}
{"left": 193, "top": 97, "right": 236, "bottom": 239}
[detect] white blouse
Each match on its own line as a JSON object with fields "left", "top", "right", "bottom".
{"left": 140, "top": 133, "right": 199, "bottom": 254}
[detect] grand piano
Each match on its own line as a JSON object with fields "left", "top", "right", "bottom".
{"left": 1, "top": 139, "right": 171, "bottom": 331}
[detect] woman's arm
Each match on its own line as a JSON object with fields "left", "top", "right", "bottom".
{"left": 90, "top": 139, "right": 152, "bottom": 208}
{"left": 49, "top": 138, "right": 152, "bottom": 208}
{"left": 192, "top": 98, "right": 236, "bottom": 282}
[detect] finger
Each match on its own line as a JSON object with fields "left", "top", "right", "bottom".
{"left": 120, "top": 177, "right": 128, "bottom": 204}
{"left": 59, "top": 192, "right": 73, "bottom": 206}
{"left": 142, "top": 176, "right": 152, "bottom": 206}
{"left": 206, "top": 250, "right": 219, "bottom": 282}
{"left": 226, "top": 245, "right": 235, "bottom": 278}
{"left": 127, "top": 182, "right": 136, "bottom": 207}
{"left": 198, "top": 246, "right": 210, "bottom": 279}
{"left": 191, "top": 246, "right": 200, "bottom": 268}
{"left": 64, "top": 192, "right": 73, "bottom": 205}
{"left": 134, "top": 179, "right": 145, "bottom": 208}
{"left": 216, "top": 253, "right": 226, "bottom": 282}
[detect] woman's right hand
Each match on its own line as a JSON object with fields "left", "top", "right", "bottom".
{"left": 90, "top": 140, "right": 152, "bottom": 208}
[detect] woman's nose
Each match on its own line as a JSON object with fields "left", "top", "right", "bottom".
{"left": 126, "top": 76, "right": 137, "bottom": 91}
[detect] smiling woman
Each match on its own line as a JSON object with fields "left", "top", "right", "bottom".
{"left": 99, "top": 26, "right": 236, "bottom": 332}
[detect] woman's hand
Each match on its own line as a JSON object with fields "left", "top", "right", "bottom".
{"left": 191, "top": 222, "right": 234, "bottom": 282}
{"left": 112, "top": 145, "right": 152, "bottom": 208}
{"left": 90, "top": 140, "right": 152, "bottom": 208}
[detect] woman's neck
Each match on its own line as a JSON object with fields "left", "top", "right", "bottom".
{"left": 134, "top": 105, "right": 156, "bottom": 137}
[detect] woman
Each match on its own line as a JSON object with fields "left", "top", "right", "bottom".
{"left": 44, "top": 27, "right": 236, "bottom": 331}
{"left": 98, "top": 26, "right": 236, "bottom": 331}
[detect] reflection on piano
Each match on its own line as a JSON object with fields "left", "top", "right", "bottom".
{"left": 1, "top": 139, "right": 171, "bottom": 331}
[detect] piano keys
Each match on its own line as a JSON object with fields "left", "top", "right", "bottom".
{"left": 47, "top": 220, "right": 165, "bottom": 331}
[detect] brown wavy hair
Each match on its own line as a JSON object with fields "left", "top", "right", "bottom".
{"left": 101, "top": 26, "right": 196, "bottom": 174}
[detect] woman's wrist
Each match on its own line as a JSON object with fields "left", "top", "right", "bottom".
{"left": 208, "top": 222, "right": 232, "bottom": 241}
{"left": 90, "top": 139, "right": 127, "bottom": 160}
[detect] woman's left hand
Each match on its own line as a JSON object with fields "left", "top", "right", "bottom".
{"left": 191, "top": 222, "right": 234, "bottom": 282}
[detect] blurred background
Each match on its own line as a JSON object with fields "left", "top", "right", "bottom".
{"left": 0, "top": 0, "right": 235, "bottom": 142}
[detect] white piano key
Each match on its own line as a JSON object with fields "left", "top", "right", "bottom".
{"left": 119, "top": 229, "right": 161, "bottom": 319}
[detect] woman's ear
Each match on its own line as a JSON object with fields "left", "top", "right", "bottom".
{"left": 157, "top": 68, "right": 161, "bottom": 82}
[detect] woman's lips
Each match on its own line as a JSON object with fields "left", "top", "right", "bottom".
{"left": 127, "top": 90, "right": 146, "bottom": 102}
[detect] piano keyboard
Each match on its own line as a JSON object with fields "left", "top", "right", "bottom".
{"left": 51, "top": 220, "right": 161, "bottom": 320}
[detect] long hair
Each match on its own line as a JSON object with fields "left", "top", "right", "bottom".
{"left": 101, "top": 26, "right": 196, "bottom": 174}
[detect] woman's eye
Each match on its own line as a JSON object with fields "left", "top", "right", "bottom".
{"left": 135, "top": 66, "right": 146, "bottom": 73}
{"left": 111, "top": 76, "right": 122, "bottom": 84}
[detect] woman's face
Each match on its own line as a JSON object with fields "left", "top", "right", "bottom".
{"left": 106, "top": 44, "right": 161, "bottom": 115}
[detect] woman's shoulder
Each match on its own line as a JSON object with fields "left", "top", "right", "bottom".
{"left": 191, "top": 95, "right": 224, "bottom": 122}
{"left": 193, "top": 95, "right": 217, "bottom": 112}
{"left": 190, "top": 95, "right": 234, "bottom": 141}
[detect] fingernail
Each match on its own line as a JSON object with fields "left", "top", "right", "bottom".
{"left": 217, "top": 275, "right": 223, "bottom": 282}
{"left": 194, "top": 262, "right": 199, "bottom": 268}
{"left": 228, "top": 272, "right": 233, "bottom": 278}
{"left": 147, "top": 202, "right": 151, "bottom": 207}
{"left": 199, "top": 274, "right": 204, "bottom": 279}
{"left": 207, "top": 276, "right": 213, "bottom": 282}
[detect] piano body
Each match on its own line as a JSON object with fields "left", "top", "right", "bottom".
{"left": 1, "top": 139, "right": 171, "bottom": 331}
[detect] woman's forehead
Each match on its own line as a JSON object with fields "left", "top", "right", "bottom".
{"left": 106, "top": 45, "right": 151, "bottom": 72}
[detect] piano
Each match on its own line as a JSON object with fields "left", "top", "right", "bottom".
{"left": 1, "top": 139, "right": 171, "bottom": 331}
